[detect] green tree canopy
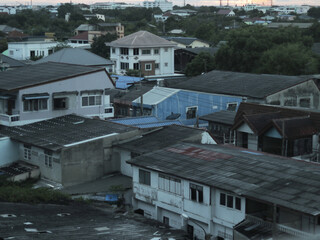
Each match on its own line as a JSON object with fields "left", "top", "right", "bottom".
{"left": 185, "top": 52, "right": 215, "bottom": 77}
{"left": 91, "top": 33, "right": 117, "bottom": 59}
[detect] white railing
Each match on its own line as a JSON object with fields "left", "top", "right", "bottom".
{"left": 0, "top": 114, "right": 20, "bottom": 125}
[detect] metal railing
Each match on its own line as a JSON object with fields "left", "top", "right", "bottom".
{"left": 0, "top": 114, "right": 20, "bottom": 124}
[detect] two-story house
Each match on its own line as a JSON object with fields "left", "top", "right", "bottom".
{"left": 128, "top": 143, "right": 320, "bottom": 240}
{"left": 107, "top": 31, "right": 176, "bottom": 76}
{"left": 0, "top": 62, "right": 115, "bottom": 126}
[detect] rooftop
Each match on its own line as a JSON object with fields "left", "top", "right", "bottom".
{"left": 0, "top": 53, "right": 26, "bottom": 68}
{"left": 132, "top": 86, "right": 179, "bottom": 106}
{"left": 0, "top": 62, "right": 105, "bottom": 91}
{"left": 34, "top": 48, "right": 113, "bottom": 66}
{"left": 170, "top": 70, "right": 313, "bottom": 99}
{"left": 163, "top": 36, "right": 208, "bottom": 46}
{"left": 118, "top": 124, "right": 210, "bottom": 154}
{"left": 200, "top": 110, "right": 236, "bottom": 125}
{"left": 109, "top": 116, "right": 182, "bottom": 128}
{"left": 69, "top": 31, "right": 89, "bottom": 41}
{"left": 0, "top": 115, "right": 137, "bottom": 151}
{"left": 129, "top": 143, "right": 320, "bottom": 216}
{"left": 107, "top": 31, "right": 176, "bottom": 48}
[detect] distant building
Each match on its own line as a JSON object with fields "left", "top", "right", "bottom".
{"left": 143, "top": 0, "right": 173, "bottom": 12}
{"left": 107, "top": 31, "right": 176, "bottom": 76}
{"left": 163, "top": 36, "right": 210, "bottom": 48}
{"left": 0, "top": 6, "right": 16, "bottom": 15}
{"left": 90, "top": 2, "right": 140, "bottom": 10}
{"left": 74, "top": 23, "right": 124, "bottom": 40}
{"left": 83, "top": 13, "right": 106, "bottom": 22}
{"left": 217, "top": 9, "right": 235, "bottom": 17}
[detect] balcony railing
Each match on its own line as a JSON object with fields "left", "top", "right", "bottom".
{"left": 0, "top": 113, "right": 20, "bottom": 125}
{"left": 245, "top": 214, "right": 320, "bottom": 240}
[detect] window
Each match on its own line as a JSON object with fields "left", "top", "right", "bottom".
{"left": 44, "top": 151, "right": 53, "bottom": 168}
{"left": 142, "top": 49, "right": 151, "bottom": 55}
{"left": 120, "top": 48, "right": 129, "bottom": 55}
{"left": 164, "top": 62, "right": 168, "bottom": 67}
{"left": 30, "top": 50, "right": 35, "bottom": 58}
{"left": 53, "top": 98, "right": 68, "bottom": 110}
{"left": 139, "top": 169, "right": 150, "bottom": 185}
{"left": 155, "top": 63, "right": 159, "bottom": 69}
{"left": 235, "top": 197, "right": 241, "bottom": 210}
{"left": 220, "top": 193, "right": 226, "bottom": 206}
{"left": 154, "top": 48, "right": 159, "bottom": 54}
{"left": 227, "top": 102, "right": 237, "bottom": 111}
{"left": 23, "top": 99, "right": 48, "bottom": 112}
{"left": 105, "top": 108, "right": 113, "bottom": 113}
{"left": 220, "top": 192, "right": 241, "bottom": 211}
{"left": 163, "top": 216, "right": 169, "bottom": 226}
{"left": 120, "top": 62, "right": 129, "bottom": 70}
{"left": 133, "top": 48, "right": 139, "bottom": 55}
{"left": 227, "top": 195, "right": 233, "bottom": 208}
{"left": 299, "top": 98, "right": 311, "bottom": 108}
{"left": 159, "top": 174, "right": 181, "bottom": 195}
{"left": 186, "top": 106, "right": 197, "bottom": 119}
{"left": 190, "top": 183, "right": 203, "bottom": 203}
{"left": 24, "top": 145, "right": 31, "bottom": 160}
{"left": 133, "top": 63, "right": 140, "bottom": 70}
{"left": 112, "top": 48, "right": 115, "bottom": 54}
{"left": 164, "top": 48, "right": 168, "bottom": 52}
{"left": 145, "top": 63, "right": 152, "bottom": 71}
{"left": 10, "top": 50, "right": 14, "bottom": 55}
{"left": 82, "top": 95, "right": 102, "bottom": 107}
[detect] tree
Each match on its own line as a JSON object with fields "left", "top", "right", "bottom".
{"left": 0, "top": 39, "right": 7, "bottom": 53}
{"left": 91, "top": 33, "right": 117, "bottom": 59}
{"left": 258, "top": 43, "right": 319, "bottom": 75}
{"left": 185, "top": 52, "right": 215, "bottom": 76}
{"left": 308, "top": 7, "right": 320, "bottom": 19}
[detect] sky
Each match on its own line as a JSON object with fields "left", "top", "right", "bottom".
{"left": 2, "top": 0, "right": 320, "bottom": 7}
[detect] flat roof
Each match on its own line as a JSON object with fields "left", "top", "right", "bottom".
{"left": 0, "top": 62, "right": 105, "bottom": 91}
{"left": 0, "top": 114, "right": 137, "bottom": 151}
{"left": 129, "top": 143, "right": 320, "bottom": 216}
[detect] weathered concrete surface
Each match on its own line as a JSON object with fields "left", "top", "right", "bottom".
{"left": 0, "top": 202, "right": 189, "bottom": 240}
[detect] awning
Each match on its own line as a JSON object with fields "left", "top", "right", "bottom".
{"left": 23, "top": 93, "right": 49, "bottom": 100}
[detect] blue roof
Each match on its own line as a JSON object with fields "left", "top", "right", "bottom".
{"left": 110, "top": 116, "right": 182, "bottom": 128}
{"left": 111, "top": 75, "right": 143, "bottom": 89}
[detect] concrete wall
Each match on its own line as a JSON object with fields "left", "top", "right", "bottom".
{"left": 16, "top": 70, "right": 114, "bottom": 123}
{"left": 60, "top": 128, "right": 141, "bottom": 186}
{"left": 0, "top": 137, "right": 19, "bottom": 166}
{"left": 18, "top": 144, "right": 62, "bottom": 183}
{"left": 266, "top": 80, "right": 320, "bottom": 110}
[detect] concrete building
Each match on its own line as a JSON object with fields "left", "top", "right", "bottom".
{"left": 74, "top": 23, "right": 125, "bottom": 40}
{"left": 0, "top": 6, "right": 17, "bottom": 15}
{"left": 107, "top": 31, "right": 176, "bottom": 76}
{"left": 90, "top": 2, "right": 140, "bottom": 10}
{"left": 143, "top": 0, "right": 173, "bottom": 12}
{"left": 0, "top": 62, "right": 115, "bottom": 126}
{"left": 0, "top": 114, "right": 141, "bottom": 186}
{"left": 7, "top": 41, "right": 57, "bottom": 61}
{"left": 163, "top": 36, "right": 210, "bottom": 49}
{"left": 128, "top": 143, "right": 320, "bottom": 240}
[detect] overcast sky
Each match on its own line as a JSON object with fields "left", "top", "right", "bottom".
{"left": 3, "top": 0, "right": 320, "bottom": 7}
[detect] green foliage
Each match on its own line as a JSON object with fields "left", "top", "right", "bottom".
{"left": 126, "top": 69, "right": 142, "bottom": 77}
{"left": 308, "top": 7, "right": 320, "bottom": 19}
{"left": 51, "top": 42, "right": 71, "bottom": 52}
{"left": 185, "top": 52, "right": 215, "bottom": 76}
{"left": 0, "top": 179, "right": 70, "bottom": 204}
{"left": 91, "top": 33, "right": 117, "bottom": 58}
{"left": 214, "top": 26, "right": 317, "bottom": 75}
{"left": 0, "top": 39, "right": 7, "bottom": 53}
{"left": 258, "top": 43, "right": 319, "bottom": 75}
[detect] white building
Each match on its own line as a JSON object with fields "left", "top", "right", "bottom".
{"left": 128, "top": 143, "right": 320, "bottom": 240}
{"left": 143, "top": 0, "right": 173, "bottom": 12}
{"left": 8, "top": 41, "right": 58, "bottom": 61}
{"left": 90, "top": 2, "right": 140, "bottom": 11}
{"left": 107, "top": 31, "right": 176, "bottom": 77}
{"left": 0, "top": 6, "right": 16, "bottom": 15}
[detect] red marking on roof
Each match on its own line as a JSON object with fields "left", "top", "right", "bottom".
{"left": 166, "top": 147, "right": 232, "bottom": 161}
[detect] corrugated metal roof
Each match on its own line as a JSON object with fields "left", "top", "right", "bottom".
{"left": 0, "top": 114, "right": 136, "bottom": 151}
{"left": 129, "top": 143, "right": 320, "bottom": 216}
{"left": 200, "top": 110, "right": 236, "bottom": 125}
{"left": 110, "top": 116, "right": 182, "bottom": 128}
{"left": 170, "top": 70, "right": 311, "bottom": 99}
{"left": 112, "top": 75, "right": 143, "bottom": 89}
{"left": 132, "top": 87, "right": 179, "bottom": 105}
{"left": 0, "top": 62, "right": 105, "bottom": 91}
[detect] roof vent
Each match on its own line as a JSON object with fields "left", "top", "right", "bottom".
{"left": 72, "top": 120, "right": 85, "bottom": 125}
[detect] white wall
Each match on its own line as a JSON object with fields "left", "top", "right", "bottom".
{"left": 0, "top": 137, "right": 19, "bottom": 166}
{"left": 119, "top": 149, "right": 132, "bottom": 177}
{"left": 8, "top": 41, "right": 58, "bottom": 60}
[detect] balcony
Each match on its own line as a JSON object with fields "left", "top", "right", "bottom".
{"left": 0, "top": 113, "right": 20, "bottom": 126}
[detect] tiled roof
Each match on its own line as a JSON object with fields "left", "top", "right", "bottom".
{"left": 108, "top": 31, "right": 176, "bottom": 48}
{"left": 0, "top": 115, "right": 137, "bottom": 151}
{"left": 170, "top": 70, "right": 312, "bottom": 99}
{"left": 129, "top": 143, "right": 320, "bottom": 216}
{"left": 0, "top": 62, "right": 104, "bottom": 91}
{"left": 69, "top": 31, "right": 89, "bottom": 40}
